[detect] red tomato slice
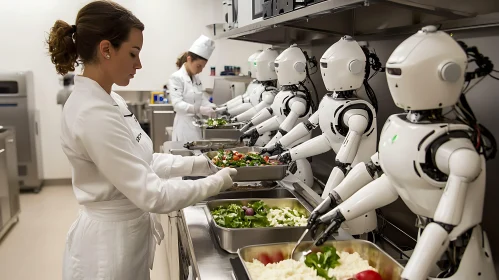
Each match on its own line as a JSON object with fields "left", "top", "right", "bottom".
{"left": 270, "top": 251, "right": 285, "bottom": 263}
{"left": 264, "top": 156, "right": 269, "bottom": 162}
{"left": 257, "top": 253, "right": 272, "bottom": 265}
{"left": 355, "top": 270, "right": 383, "bottom": 280}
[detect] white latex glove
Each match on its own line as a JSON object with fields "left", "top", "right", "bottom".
{"left": 199, "top": 106, "right": 216, "bottom": 118}
{"left": 213, "top": 167, "right": 237, "bottom": 191}
{"left": 192, "top": 155, "right": 214, "bottom": 176}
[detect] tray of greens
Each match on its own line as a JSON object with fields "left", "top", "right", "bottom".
{"left": 205, "top": 198, "right": 311, "bottom": 253}
{"left": 204, "top": 147, "right": 288, "bottom": 182}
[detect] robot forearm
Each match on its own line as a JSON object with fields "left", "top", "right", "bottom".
{"left": 289, "top": 134, "right": 331, "bottom": 161}
{"left": 233, "top": 107, "right": 258, "bottom": 122}
{"left": 227, "top": 102, "right": 253, "bottom": 116}
{"left": 240, "top": 107, "right": 273, "bottom": 132}
{"left": 313, "top": 175, "right": 398, "bottom": 244}
{"left": 401, "top": 223, "right": 449, "bottom": 280}
{"left": 255, "top": 116, "right": 280, "bottom": 134}
{"left": 331, "top": 160, "right": 379, "bottom": 201}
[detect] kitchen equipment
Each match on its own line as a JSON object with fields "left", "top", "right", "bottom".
{"left": 146, "top": 104, "right": 175, "bottom": 152}
{"left": 290, "top": 228, "right": 309, "bottom": 260}
{"left": 183, "top": 139, "right": 244, "bottom": 150}
{"left": 192, "top": 119, "right": 245, "bottom": 129}
{"left": 0, "top": 126, "right": 21, "bottom": 240}
{"left": 230, "top": 82, "right": 246, "bottom": 99}
{"left": 262, "top": 0, "right": 273, "bottom": 19}
{"left": 272, "top": 0, "right": 307, "bottom": 16}
{"left": 238, "top": 240, "right": 404, "bottom": 280}
{"left": 205, "top": 198, "right": 312, "bottom": 253}
{"left": 204, "top": 146, "right": 288, "bottom": 182}
{"left": 0, "top": 71, "right": 43, "bottom": 191}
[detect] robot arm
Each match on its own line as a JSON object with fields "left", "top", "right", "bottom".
{"left": 321, "top": 109, "right": 369, "bottom": 198}
{"left": 307, "top": 153, "right": 382, "bottom": 229}
{"left": 313, "top": 174, "right": 399, "bottom": 244}
{"left": 240, "top": 116, "right": 280, "bottom": 146}
{"left": 401, "top": 139, "right": 481, "bottom": 280}
{"left": 233, "top": 90, "right": 276, "bottom": 122}
{"left": 240, "top": 107, "right": 273, "bottom": 132}
{"left": 266, "top": 98, "right": 307, "bottom": 147}
{"left": 227, "top": 102, "right": 253, "bottom": 116}
{"left": 261, "top": 110, "right": 319, "bottom": 154}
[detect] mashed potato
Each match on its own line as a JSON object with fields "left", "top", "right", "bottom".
{"left": 245, "top": 259, "right": 324, "bottom": 280}
{"left": 245, "top": 251, "right": 377, "bottom": 280}
{"left": 328, "top": 251, "right": 377, "bottom": 280}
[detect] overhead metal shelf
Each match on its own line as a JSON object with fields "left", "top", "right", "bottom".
{"left": 215, "top": 0, "right": 499, "bottom": 45}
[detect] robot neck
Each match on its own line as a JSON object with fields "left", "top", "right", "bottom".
{"left": 282, "top": 84, "right": 300, "bottom": 91}
{"left": 327, "top": 90, "right": 356, "bottom": 99}
{"left": 261, "top": 80, "right": 277, "bottom": 87}
{"left": 406, "top": 109, "right": 444, "bottom": 123}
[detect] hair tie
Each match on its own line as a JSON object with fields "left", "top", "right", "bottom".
{"left": 71, "top": 25, "right": 77, "bottom": 34}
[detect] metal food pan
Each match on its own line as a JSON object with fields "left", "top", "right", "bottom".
{"left": 238, "top": 240, "right": 404, "bottom": 280}
{"left": 204, "top": 147, "right": 288, "bottom": 182}
{"left": 202, "top": 127, "right": 243, "bottom": 140}
{"left": 183, "top": 139, "right": 244, "bottom": 150}
{"left": 205, "top": 198, "right": 311, "bottom": 253}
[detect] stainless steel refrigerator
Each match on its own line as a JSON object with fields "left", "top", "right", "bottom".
{"left": 0, "top": 71, "right": 43, "bottom": 192}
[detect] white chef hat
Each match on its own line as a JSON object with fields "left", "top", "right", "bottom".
{"left": 189, "top": 35, "right": 215, "bottom": 60}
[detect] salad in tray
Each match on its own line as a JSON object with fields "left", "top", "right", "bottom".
{"left": 206, "top": 118, "right": 228, "bottom": 127}
{"left": 211, "top": 150, "right": 280, "bottom": 168}
{"left": 210, "top": 200, "right": 308, "bottom": 229}
{"left": 245, "top": 245, "right": 383, "bottom": 280}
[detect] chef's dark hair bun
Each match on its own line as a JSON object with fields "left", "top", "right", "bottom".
{"left": 47, "top": 0, "right": 144, "bottom": 75}
{"left": 176, "top": 51, "right": 207, "bottom": 69}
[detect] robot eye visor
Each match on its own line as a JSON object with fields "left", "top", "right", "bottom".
{"left": 387, "top": 67, "right": 402, "bottom": 76}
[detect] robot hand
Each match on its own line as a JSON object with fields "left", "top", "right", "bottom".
{"left": 276, "top": 151, "right": 292, "bottom": 164}
{"left": 259, "top": 142, "right": 286, "bottom": 156}
{"left": 307, "top": 194, "right": 338, "bottom": 231}
{"left": 310, "top": 209, "right": 346, "bottom": 245}
{"left": 239, "top": 128, "right": 260, "bottom": 146}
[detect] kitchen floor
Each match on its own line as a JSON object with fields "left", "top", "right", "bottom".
{"left": 0, "top": 185, "right": 169, "bottom": 280}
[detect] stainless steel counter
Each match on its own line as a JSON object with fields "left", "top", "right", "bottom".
{"left": 177, "top": 181, "right": 354, "bottom": 280}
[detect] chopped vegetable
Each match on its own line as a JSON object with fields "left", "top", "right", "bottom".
{"left": 210, "top": 200, "right": 308, "bottom": 229}
{"left": 304, "top": 246, "right": 341, "bottom": 280}
{"left": 211, "top": 150, "right": 279, "bottom": 168}
{"left": 206, "top": 118, "right": 228, "bottom": 127}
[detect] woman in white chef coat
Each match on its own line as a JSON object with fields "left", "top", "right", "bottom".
{"left": 46, "top": 1, "right": 236, "bottom": 280}
{"left": 168, "top": 35, "right": 217, "bottom": 142}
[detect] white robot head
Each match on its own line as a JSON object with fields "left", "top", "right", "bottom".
{"left": 274, "top": 44, "right": 307, "bottom": 85}
{"left": 320, "top": 36, "right": 366, "bottom": 92}
{"left": 386, "top": 26, "right": 467, "bottom": 110}
{"left": 248, "top": 50, "right": 263, "bottom": 78}
{"left": 255, "top": 48, "right": 279, "bottom": 82}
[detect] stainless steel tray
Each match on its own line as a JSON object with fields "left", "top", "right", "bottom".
{"left": 183, "top": 139, "right": 244, "bottom": 150}
{"left": 238, "top": 240, "right": 404, "bottom": 280}
{"left": 205, "top": 198, "right": 312, "bottom": 254}
{"left": 204, "top": 147, "right": 288, "bottom": 182}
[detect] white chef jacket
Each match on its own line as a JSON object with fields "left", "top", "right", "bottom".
{"left": 60, "top": 76, "right": 224, "bottom": 280}
{"left": 168, "top": 64, "right": 214, "bottom": 142}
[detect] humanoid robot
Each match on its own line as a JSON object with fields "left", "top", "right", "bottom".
{"left": 262, "top": 36, "right": 384, "bottom": 236}
{"left": 240, "top": 44, "right": 316, "bottom": 148}
{"left": 309, "top": 26, "right": 497, "bottom": 280}
{"left": 231, "top": 48, "right": 280, "bottom": 122}
{"left": 217, "top": 49, "right": 279, "bottom": 118}
{"left": 218, "top": 51, "right": 262, "bottom": 111}
{"left": 240, "top": 44, "right": 317, "bottom": 187}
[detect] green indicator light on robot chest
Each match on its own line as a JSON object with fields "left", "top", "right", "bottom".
{"left": 391, "top": 134, "right": 398, "bottom": 143}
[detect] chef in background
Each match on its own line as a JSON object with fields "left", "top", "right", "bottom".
{"left": 168, "top": 35, "right": 217, "bottom": 142}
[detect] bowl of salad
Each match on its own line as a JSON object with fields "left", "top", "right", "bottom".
{"left": 204, "top": 147, "right": 288, "bottom": 182}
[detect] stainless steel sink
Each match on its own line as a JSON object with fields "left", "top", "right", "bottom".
{"left": 205, "top": 188, "right": 295, "bottom": 201}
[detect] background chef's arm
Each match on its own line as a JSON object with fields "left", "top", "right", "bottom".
{"left": 168, "top": 76, "right": 196, "bottom": 114}
{"left": 151, "top": 153, "right": 213, "bottom": 179}
{"left": 77, "top": 107, "right": 225, "bottom": 214}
